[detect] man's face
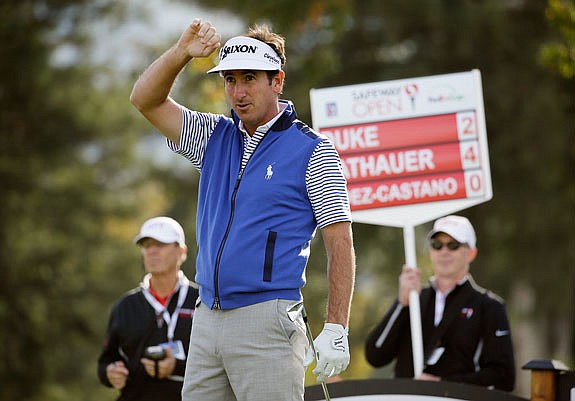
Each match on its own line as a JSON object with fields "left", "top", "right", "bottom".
{"left": 139, "top": 238, "right": 184, "bottom": 276}
{"left": 223, "top": 69, "right": 284, "bottom": 134}
{"left": 428, "top": 232, "right": 476, "bottom": 280}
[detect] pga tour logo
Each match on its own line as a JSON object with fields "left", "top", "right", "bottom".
{"left": 326, "top": 102, "right": 338, "bottom": 117}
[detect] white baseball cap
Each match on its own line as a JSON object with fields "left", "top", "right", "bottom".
{"left": 207, "top": 36, "right": 282, "bottom": 74}
{"left": 133, "top": 217, "right": 186, "bottom": 247}
{"left": 428, "top": 215, "right": 476, "bottom": 248}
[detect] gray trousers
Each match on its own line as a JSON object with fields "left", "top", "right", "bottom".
{"left": 181, "top": 299, "right": 308, "bottom": 401}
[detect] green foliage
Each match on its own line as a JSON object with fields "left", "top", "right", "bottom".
{"left": 538, "top": 0, "right": 575, "bottom": 78}
{"left": 0, "top": 1, "right": 179, "bottom": 400}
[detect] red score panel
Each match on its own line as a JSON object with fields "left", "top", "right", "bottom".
{"left": 341, "top": 142, "right": 468, "bottom": 183}
{"left": 321, "top": 113, "right": 460, "bottom": 155}
{"left": 347, "top": 171, "right": 471, "bottom": 210}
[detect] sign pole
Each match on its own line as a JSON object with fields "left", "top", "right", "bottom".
{"left": 403, "top": 224, "right": 424, "bottom": 377}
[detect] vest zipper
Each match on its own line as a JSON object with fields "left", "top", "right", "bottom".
{"left": 212, "top": 172, "right": 243, "bottom": 310}
{"left": 212, "top": 128, "right": 269, "bottom": 310}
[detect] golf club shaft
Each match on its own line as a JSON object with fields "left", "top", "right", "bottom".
{"left": 302, "top": 306, "right": 331, "bottom": 401}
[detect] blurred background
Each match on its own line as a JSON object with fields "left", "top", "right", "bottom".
{"left": 1, "top": 0, "right": 573, "bottom": 399}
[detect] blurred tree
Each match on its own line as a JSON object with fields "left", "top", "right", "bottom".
{"left": 538, "top": 0, "right": 575, "bottom": 79}
{"left": 0, "top": 2, "right": 145, "bottom": 400}
{"left": 0, "top": 1, "right": 210, "bottom": 400}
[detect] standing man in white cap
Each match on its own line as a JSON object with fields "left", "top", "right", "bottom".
{"left": 130, "top": 19, "right": 355, "bottom": 401}
{"left": 365, "top": 215, "right": 515, "bottom": 391}
{"left": 97, "top": 216, "right": 199, "bottom": 401}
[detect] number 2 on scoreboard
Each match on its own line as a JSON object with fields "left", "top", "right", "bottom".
{"left": 456, "top": 111, "right": 477, "bottom": 140}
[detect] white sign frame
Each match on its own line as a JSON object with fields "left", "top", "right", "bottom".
{"left": 310, "top": 69, "right": 492, "bottom": 228}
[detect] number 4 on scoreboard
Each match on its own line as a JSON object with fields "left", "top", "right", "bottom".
{"left": 459, "top": 141, "right": 481, "bottom": 169}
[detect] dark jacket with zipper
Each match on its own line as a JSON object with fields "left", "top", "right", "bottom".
{"left": 365, "top": 275, "right": 515, "bottom": 391}
{"left": 97, "top": 283, "right": 199, "bottom": 401}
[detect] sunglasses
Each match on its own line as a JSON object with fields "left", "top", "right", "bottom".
{"left": 430, "top": 240, "right": 467, "bottom": 251}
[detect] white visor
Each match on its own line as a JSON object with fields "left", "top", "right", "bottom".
{"left": 207, "top": 36, "right": 282, "bottom": 74}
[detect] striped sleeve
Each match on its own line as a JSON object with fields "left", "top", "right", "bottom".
{"left": 166, "top": 106, "right": 222, "bottom": 172}
{"left": 306, "top": 139, "right": 352, "bottom": 228}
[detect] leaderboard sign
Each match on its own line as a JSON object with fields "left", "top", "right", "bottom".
{"left": 310, "top": 70, "right": 492, "bottom": 227}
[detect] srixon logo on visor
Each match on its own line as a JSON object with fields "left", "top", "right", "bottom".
{"left": 220, "top": 44, "right": 257, "bottom": 60}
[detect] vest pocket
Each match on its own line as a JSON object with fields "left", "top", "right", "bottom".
{"left": 263, "top": 231, "right": 277, "bottom": 282}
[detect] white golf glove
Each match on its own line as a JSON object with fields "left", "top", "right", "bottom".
{"left": 304, "top": 323, "right": 350, "bottom": 382}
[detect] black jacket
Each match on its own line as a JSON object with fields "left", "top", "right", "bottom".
{"left": 365, "top": 276, "right": 515, "bottom": 391}
{"left": 97, "top": 281, "right": 199, "bottom": 401}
